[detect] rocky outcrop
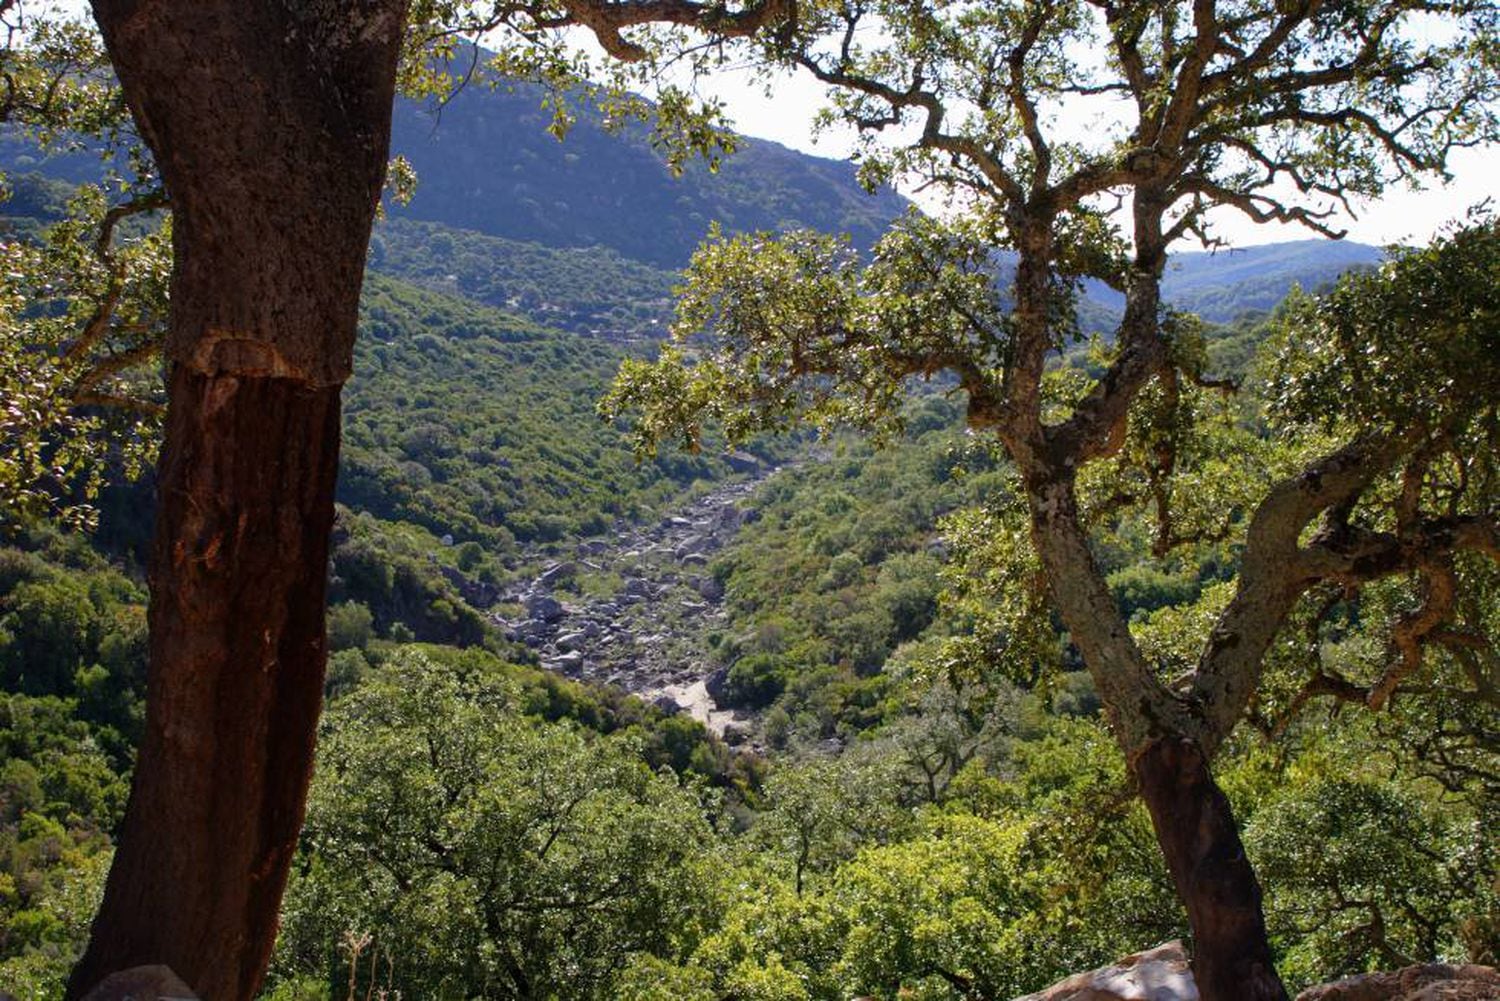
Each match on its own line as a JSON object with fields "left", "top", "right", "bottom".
{"left": 492, "top": 468, "right": 774, "bottom": 739}
{"left": 1015, "top": 941, "right": 1199, "bottom": 1001}
{"left": 80, "top": 966, "right": 199, "bottom": 1001}
{"left": 1295, "top": 964, "right": 1500, "bottom": 1001}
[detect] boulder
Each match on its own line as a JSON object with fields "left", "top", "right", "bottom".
{"left": 80, "top": 966, "right": 200, "bottom": 1001}
{"left": 704, "top": 666, "right": 730, "bottom": 702}
{"left": 506, "top": 618, "right": 548, "bottom": 641}
{"left": 675, "top": 534, "right": 710, "bottom": 557}
{"left": 696, "top": 576, "right": 726, "bottom": 601}
{"left": 724, "top": 450, "right": 761, "bottom": 474}
{"left": 537, "top": 561, "right": 576, "bottom": 586}
{"left": 1296, "top": 964, "right": 1500, "bottom": 1001}
{"left": 1014, "top": 942, "right": 1198, "bottom": 1001}
{"left": 526, "top": 594, "right": 566, "bottom": 622}
{"left": 543, "top": 651, "right": 585, "bottom": 674}
{"left": 556, "top": 631, "right": 589, "bottom": 651}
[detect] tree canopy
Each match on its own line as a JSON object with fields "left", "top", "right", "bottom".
{"left": 603, "top": 0, "right": 1499, "bottom": 991}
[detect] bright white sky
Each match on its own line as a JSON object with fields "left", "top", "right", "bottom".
{"left": 688, "top": 62, "right": 1499, "bottom": 249}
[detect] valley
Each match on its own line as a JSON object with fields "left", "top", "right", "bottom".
{"left": 498, "top": 461, "right": 774, "bottom": 739}
{"left": 1, "top": 31, "right": 1495, "bottom": 1001}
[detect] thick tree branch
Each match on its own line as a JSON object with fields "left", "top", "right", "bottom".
{"left": 1188, "top": 433, "right": 1408, "bottom": 749}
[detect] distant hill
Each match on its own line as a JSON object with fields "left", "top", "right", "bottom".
{"left": 387, "top": 80, "right": 909, "bottom": 267}
{"left": 1082, "top": 238, "right": 1383, "bottom": 323}
{"left": 3, "top": 86, "right": 1383, "bottom": 327}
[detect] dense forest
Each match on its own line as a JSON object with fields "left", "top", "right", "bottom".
{"left": 1, "top": 4, "right": 1497, "bottom": 1001}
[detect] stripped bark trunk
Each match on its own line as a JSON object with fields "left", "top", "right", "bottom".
{"left": 68, "top": 3, "right": 407, "bottom": 997}
{"left": 67, "top": 371, "right": 343, "bottom": 1000}
{"left": 1135, "top": 738, "right": 1289, "bottom": 1001}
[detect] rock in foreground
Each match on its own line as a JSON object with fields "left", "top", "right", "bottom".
{"left": 80, "top": 965, "right": 199, "bottom": 1001}
{"left": 1016, "top": 941, "right": 1199, "bottom": 1001}
{"left": 1295, "top": 964, "right": 1500, "bottom": 1001}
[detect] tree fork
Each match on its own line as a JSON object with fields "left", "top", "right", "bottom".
{"left": 1022, "top": 472, "right": 1288, "bottom": 999}
{"left": 1134, "top": 736, "right": 1289, "bottom": 1001}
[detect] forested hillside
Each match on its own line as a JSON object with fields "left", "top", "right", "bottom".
{"left": 385, "top": 77, "right": 910, "bottom": 267}
{"left": 2, "top": 16, "right": 1494, "bottom": 1001}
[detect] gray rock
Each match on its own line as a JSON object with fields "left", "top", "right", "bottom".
{"left": 705, "top": 666, "right": 730, "bottom": 702}
{"left": 675, "top": 534, "right": 709, "bottom": 557}
{"left": 508, "top": 618, "right": 550, "bottom": 640}
{"left": 538, "top": 561, "right": 576, "bottom": 586}
{"left": 527, "top": 594, "right": 566, "bottom": 622}
{"left": 80, "top": 966, "right": 200, "bottom": 1001}
{"left": 724, "top": 450, "right": 761, "bottom": 474}
{"left": 557, "top": 631, "right": 592, "bottom": 651}
{"left": 696, "top": 576, "right": 726, "bottom": 601}
{"left": 544, "top": 651, "right": 585, "bottom": 674}
{"left": 1014, "top": 941, "right": 1198, "bottom": 1001}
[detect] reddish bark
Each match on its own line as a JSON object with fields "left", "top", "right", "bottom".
{"left": 1134, "top": 737, "right": 1289, "bottom": 1001}
{"left": 68, "top": 2, "right": 407, "bottom": 997}
{"left": 67, "top": 371, "right": 342, "bottom": 999}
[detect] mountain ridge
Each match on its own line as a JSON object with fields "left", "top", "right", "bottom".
{"left": 386, "top": 79, "right": 911, "bottom": 268}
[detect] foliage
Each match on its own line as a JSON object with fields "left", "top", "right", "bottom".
{"left": 0, "top": 6, "right": 167, "bottom": 532}
{"left": 344, "top": 274, "right": 739, "bottom": 550}
{"left": 270, "top": 648, "right": 720, "bottom": 1000}
{"left": 603, "top": 0, "right": 1500, "bottom": 977}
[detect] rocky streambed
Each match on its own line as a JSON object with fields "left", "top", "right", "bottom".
{"left": 493, "top": 463, "right": 774, "bottom": 740}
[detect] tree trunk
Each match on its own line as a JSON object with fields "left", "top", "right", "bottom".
{"left": 1019, "top": 471, "right": 1288, "bottom": 1001}
{"left": 1134, "top": 736, "right": 1289, "bottom": 1001}
{"left": 69, "top": 3, "right": 407, "bottom": 998}
{"left": 68, "top": 370, "right": 343, "bottom": 1000}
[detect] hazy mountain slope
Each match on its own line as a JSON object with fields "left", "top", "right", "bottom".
{"left": 1082, "top": 238, "right": 1383, "bottom": 322}
{"left": 387, "top": 81, "right": 909, "bottom": 267}
{"left": 368, "top": 217, "right": 677, "bottom": 337}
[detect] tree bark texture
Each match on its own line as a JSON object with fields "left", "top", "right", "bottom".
{"left": 1021, "top": 471, "right": 1288, "bottom": 1001}
{"left": 70, "top": 2, "right": 407, "bottom": 998}
{"left": 68, "top": 369, "right": 343, "bottom": 1000}
{"left": 1135, "top": 737, "right": 1289, "bottom": 1001}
